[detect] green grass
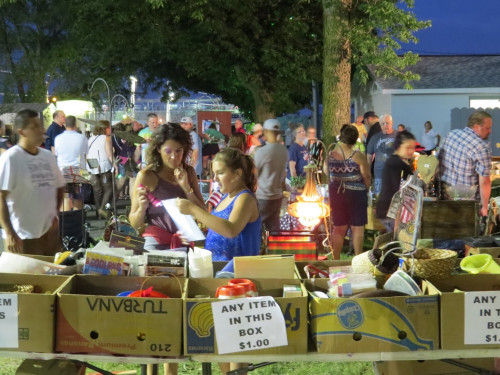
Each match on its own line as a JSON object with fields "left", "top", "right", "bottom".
{"left": 0, "top": 358, "right": 374, "bottom": 374}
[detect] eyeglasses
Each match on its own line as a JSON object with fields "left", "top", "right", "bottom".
{"left": 381, "top": 122, "right": 391, "bottom": 126}
{"left": 297, "top": 130, "right": 306, "bottom": 134}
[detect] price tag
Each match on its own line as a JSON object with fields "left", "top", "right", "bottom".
{"left": 464, "top": 291, "right": 500, "bottom": 344}
{"left": 211, "top": 296, "right": 287, "bottom": 354}
{"left": 0, "top": 294, "right": 18, "bottom": 348}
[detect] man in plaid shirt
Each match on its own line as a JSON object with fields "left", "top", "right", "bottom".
{"left": 438, "top": 110, "right": 493, "bottom": 216}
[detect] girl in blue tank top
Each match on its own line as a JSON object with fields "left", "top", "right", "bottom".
{"left": 177, "top": 148, "right": 261, "bottom": 261}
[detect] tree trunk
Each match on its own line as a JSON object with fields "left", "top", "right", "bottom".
{"left": 322, "top": 0, "right": 352, "bottom": 147}
{"left": 245, "top": 84, "right": 275, "bottom": 123}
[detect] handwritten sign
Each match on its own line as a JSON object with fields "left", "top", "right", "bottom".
{"left": 0, "top": 294, "right": 18, "bottom": 348}
{"left": 211, "top": 296, "right": 287, "bottom": 354}
{"left": 464, "top": 291, "right": 500, "bottom": 344}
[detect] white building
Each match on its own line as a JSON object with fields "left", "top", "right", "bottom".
{"left": 352, "top": 55, "right": 500, "bottom": 155}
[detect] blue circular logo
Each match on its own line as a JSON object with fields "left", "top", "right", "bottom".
{"left": 337, "top": 300, "right": 364, "bottom": 329}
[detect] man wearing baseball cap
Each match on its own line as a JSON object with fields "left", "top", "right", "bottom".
{"left": 180, "top": 116, "right": 202, "bottom": 178}
{"left": 254, "top": 119, "right": 288, "bottom": 232}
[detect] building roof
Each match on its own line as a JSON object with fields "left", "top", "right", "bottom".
{"left": 372, "top": 55, "right": 500, "bottom": 90}
{"left": 0, "top": 103, "right": 50, "bottom": 114}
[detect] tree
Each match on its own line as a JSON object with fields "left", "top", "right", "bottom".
{"left": 144, "top": 0, "right": 323, "bottom": 121}
{"left": 0, "top": 0, "right": 79, "bottom": 102}
{"left": 322, "top": 0, "right": 430, "bottom": 145}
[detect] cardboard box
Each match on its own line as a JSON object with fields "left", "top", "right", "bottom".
{"left": 466, "top": 246, "right": 500, "bottom": 258}
{"left": 374, "top": 358, "right": 498, "bottom": 375}
{"left": 184, "top": 278, "right": 307, "bottom": 355}
{"left": 234, "top": 255, "right": 295, "bottom": 279}
{"left": 0, "top": 273, "right": 68, "bottom": 353}
{"left": 16, "top": 359, "right": 85, "bottom": 375}
{"left": 56, "top": 275, "right": 184, "bottom": 356}
{"left": 424, "top": 274, "right": 500, "bottom": 350}
{"left": 306, "top": 278, "right": 439, "bottom": 353}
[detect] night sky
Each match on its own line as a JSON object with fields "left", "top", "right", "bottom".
{"left": 401, "top": 0, "right": 500, "bottom": 55}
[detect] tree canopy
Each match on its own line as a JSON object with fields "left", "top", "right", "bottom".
{"left": 322, "top": 0, "right": 430, "bottom": 145}
{"left": 0, "top": 0, "right": 429, "bottom": 131}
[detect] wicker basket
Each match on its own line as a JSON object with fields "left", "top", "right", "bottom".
{"left": 403, "top": 248, "right": 457, "bottom": 279}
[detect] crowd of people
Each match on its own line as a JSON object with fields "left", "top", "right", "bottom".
{"left": 0, "top": 108, "right": 494, "bottom": 267}
{"left": 326, "top": 109, "right": 493, "bottom": 258}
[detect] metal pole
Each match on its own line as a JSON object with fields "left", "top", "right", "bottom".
{"left": 130, "top": 76, "right": 137, "bottom": 119}
{"left": 88, "top": 78, "right": 121, "bottom": 221}
{"left": 109, "top": 93, "right": 132, "bottom": 221}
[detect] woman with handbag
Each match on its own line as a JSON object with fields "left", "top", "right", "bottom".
{"left": 376, "top": 130, "right": 416, "bottom": 232}
{"left": 86, "top": 122, "right": 113, "bottom": 219}
{"left": 129, "top": 123, "right": 205, "bottom": 250}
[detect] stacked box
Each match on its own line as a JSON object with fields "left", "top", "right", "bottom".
{"left": 184, "top": 278, "right": 307, "bottom": 355}
{"left": 0, "top": 273, "right": 68, "bottom": 353}
{"left": 424, "top": 274, "right": 500, "bottom": 350}
{"left": 56, "top": 275, "right": 184, "bottom": 356}
{"left": 306, "top": 278, "right": 439, "bottom": 353}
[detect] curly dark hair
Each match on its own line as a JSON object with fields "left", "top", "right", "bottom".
{"left": 213, "top": 148, "right": 257, "bottom": 192}
{"left": 145, "top": 123, "right": 193, "bottom": 172}
{"left": 339, "top": 124, "right": 359, "bottom": 145}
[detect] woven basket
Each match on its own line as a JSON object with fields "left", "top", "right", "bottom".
{"left": 403, "top": 248, "right": 457, "bottom": 279}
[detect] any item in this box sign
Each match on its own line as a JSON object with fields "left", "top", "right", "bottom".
{"left": 183, "top": 278, "right": 306, "bottom": 355}
{"left": 185, "top": 299, "right": 301, "bottom": 354}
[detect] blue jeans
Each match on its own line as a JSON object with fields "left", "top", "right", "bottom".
{"left": 374, "top": 177, "right": 383, "bottom": 195}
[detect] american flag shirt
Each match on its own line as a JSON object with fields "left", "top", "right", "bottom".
{"left": 438, "top": 127, "right": 491, "bottom": 186}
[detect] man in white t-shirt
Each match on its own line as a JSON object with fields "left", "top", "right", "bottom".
{"left": 55, "top": 115, "right": 88, "bottom": 170}
{"left": 0, "top": 109, "right": 66, "bottom": 255}
{"left": 180, "top": 116, "right": 202, "bottom": 178}
{"left": 54, "top": 115, "right": 88, "bottom": 210}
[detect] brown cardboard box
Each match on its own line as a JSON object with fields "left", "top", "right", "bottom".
{"left": 234, "top": 255, "right": 295, "bottom": 279}
{"left": 16, "top": 359, "right": 85, "bottom": 375}
{"left": 56, "top": 275, "right": 184, "bottom": 356}
{"left": 184, "top": 278, "right": 307, "bottom": 355}
{"left": 424, "top": 274, "right": 500, "bottom": 350}
{"left": 466, "top": 246, "right": 500, "bottom": 258}
{"left": 306, "top": 278, "right": 439, "bottom": 353}
{"left": 0, "top": 273, "right": 68, "bottom": 353}
{"left": 374, "top": 358, "right": 498, "bottom": 375}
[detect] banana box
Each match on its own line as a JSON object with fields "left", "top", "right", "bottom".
{"left": 424, "top": 275, "right": 500, "bottom": 350}
{"left": 56, "top": 275, "right": 184, "bottom": 356}
{"left": 0, "top": 273, "right": 68, "bottom": 353}
{"left": 184, "top": 278, "right": 307, "bottom": 354}
{"left": 306, "top": 279, "right": 439, "bottom": 353}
